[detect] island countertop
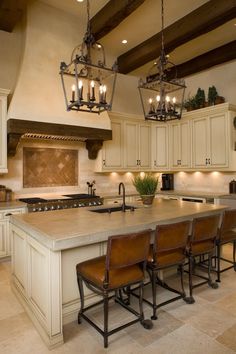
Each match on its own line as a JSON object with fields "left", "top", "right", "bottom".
{"left": 10, "top": 199, "right": 227, "bottom": 251}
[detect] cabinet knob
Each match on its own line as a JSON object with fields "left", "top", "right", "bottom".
{"left": 103, "top": 159, "right": 106, "bottom": 166}
{"left": 205, "top": 158, "right": 208, "bottom": 165}
{"left": 154, "top": 160, "right": 156, "bottom": 166}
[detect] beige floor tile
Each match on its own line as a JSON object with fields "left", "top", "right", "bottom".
{"left": 147, "top": 324, "right": 236, "bottom": 354}
{"left": 184, "top": 304, "right": 236, "bottom": 338}
{"left": 0, "top": 281, "right": 24, "bottom": 320}
{"left": 217, "top": 323, "right": 236, "bottom": 352}
{"left": 124, "top": 309, "right": 184, "bottom": 347}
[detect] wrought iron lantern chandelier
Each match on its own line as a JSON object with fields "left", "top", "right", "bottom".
{"left": 138, "top": 0, "right": 186, "bottom": 122}
{"left": 60, "top": 0, "right": 117, "bottom": 114}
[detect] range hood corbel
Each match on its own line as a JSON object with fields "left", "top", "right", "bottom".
{"left": 7, "top": 119, "right": 112, "bottom": 159}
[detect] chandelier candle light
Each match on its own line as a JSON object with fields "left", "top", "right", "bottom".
{"left": 60, "top": 0, "right": 117, "bottom": 114}
{"left": 138, "top": 0, "right": 186, "bottom": 122}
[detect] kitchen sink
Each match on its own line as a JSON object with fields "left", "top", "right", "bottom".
{"left": 89, "top": 205, "right": 136, "bottom": 213}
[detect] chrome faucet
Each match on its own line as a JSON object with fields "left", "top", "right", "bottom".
{"left": 118, "top": 182, "right": 126, "bottom": 212}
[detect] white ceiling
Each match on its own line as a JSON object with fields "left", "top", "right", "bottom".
{"left": 41, "top": 0, "right": 236, "bottom": 76}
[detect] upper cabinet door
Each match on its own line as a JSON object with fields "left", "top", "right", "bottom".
{"left": 209, "top": 113, "right": 228, "bottom": 168}
{"left": 192, "top": 110, "right": 229, "bottom": 169}
{"left": 152, "top": 125, "right": 169, "bottom": 170}
{"left": 169, "top": 120, "right": 191, "bottom": 170}
{"left": 124, "top": 121, "right": 139, "bottom": 169}
{"left": 102, "top": 120, "right": 123, "bottom": 169}
{"left": 192, "top": 117, "right": 208, "bottom": 168}
{"left": 139, "top": 124, "right": 151, "bottom": 169}
{"left": 0, "top": 89, "right": 10, "bottom": 173}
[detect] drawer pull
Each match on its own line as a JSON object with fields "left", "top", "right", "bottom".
{"left": 5, "top": 213, "right": 12, "bottom": 216}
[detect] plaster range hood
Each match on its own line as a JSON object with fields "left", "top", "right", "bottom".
{"left": 7, "top": 119, "right": 112, "bottom": 159}
{"left": 6, "top": 1, "right": 113, "bottom": 160}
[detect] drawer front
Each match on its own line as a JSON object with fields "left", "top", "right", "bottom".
{"left": 2, "top": 208, "right": 26, "bottom": 220}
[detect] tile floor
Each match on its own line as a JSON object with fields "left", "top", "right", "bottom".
{"left": 1, "top": 245, "right": 236, "bottom": 353}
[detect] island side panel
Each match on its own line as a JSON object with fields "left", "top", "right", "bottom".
{"left": 62, "top": 241, "right": 107, "bottom": 324}
{"left": 11, "top": 224, "right": 63, "bottom": 349}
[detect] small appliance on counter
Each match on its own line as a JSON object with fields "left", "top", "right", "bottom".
{"left": 229, "top": 180, "right": 236, "bottom": 194}
{"left": 161, "top": 173, "right": 174, "bottom": 191}
{"left": 0, "top": 185, "right": 12, "bottom": 202}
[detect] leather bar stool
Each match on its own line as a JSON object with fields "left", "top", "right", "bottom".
{"left": 186, "top": 213, "right": 221, "bottom": 304}
{"left": 145, "top": 220, "right": 191, "bottom": 320}
{"left": 215, "top": 209, "right": 236, "bottom": 282}
{"left": 76, "top": 229, "right": 153, "bottom": 348}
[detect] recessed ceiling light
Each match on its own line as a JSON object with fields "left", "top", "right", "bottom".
{"left": 77, "top": 0, "right": 84, "bottom": 2}
{"left": 122, "top": 39, "right": 128, "bottom": 44}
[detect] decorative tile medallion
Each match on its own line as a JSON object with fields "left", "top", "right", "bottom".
{"left": 23, "top": 147, "right": 78, "bottom": 187}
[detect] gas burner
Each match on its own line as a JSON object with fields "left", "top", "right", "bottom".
{"left": 19, "top": 195, "right": 103, "bottom": 212}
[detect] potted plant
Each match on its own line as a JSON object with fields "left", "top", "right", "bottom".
{"left": 208, "top": 86, "right": 218, "bottom": 105}
{"left": 132, "top": 173, "right": 159, "bottom": 207}
{"left": 184, "top": 96, "right": 197, "bottom": 111}
{"left": 195, "top": 88, "right": 206, "bottom": 108}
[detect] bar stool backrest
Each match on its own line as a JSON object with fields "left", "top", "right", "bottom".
{"left": 191, "top": 214, "right": 220, "bottom": 243}
{"left": 106, "top": 229, "right": 152, "bottom": 271}
{"left": 220, "top": 209, "right": 236, "bottom": 234}
{"left": 154, "top": 221, "right": 190, "bottom": 256}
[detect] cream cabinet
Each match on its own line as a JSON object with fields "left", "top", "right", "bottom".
{"left": 0, "top": 207, "right": 26, "bottom": 258}
{"left": 152, "top": 124, "right": 169, "bottom": 170}
{"left": 124, "top": 121, "right": 151, "bottom": 170}
{"left": 100, "top": 118, "right": 124, "bottom": 170}
{"left": 0, "top": 88, "right": 10, "bottom": 173}
{"left": 169, "top": 120, "right": 191, "bottom": 170}
{"left": 191, "top": 104, "right": 235, "bottom": 170}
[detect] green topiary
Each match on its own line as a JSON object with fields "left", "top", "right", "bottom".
{"left": 208, "top": 86, "right": 218, "bottom": 105}
{"left": 132, "top": 173, "right": 159, "bottom": 195}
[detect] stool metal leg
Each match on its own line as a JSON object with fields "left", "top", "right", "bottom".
{"left": 216, "top": 243, "right": 221, "bottom": 282}
{"left": 208, "top": 254, "right": 218, "bottom": 289}
{"left": 151, "top": 269, "right": 158, "bottom": 320}
{"left": 185, "top": 254, "right": 195, "bottom": 304}
{"left": 77, "top": 275, "right": 84, "bottom": 324}
{"left": 103, "top": 291, "right": 109, "bottom": 348}
{"left": 180, "top": 264, "right": 187, "bottom": 299}
{"left": 234, "top": 241, "right": 236, "bottom": 271}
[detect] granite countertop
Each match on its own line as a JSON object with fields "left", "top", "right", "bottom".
{"left": 10, "top": 199, "right": 226, "bottom": 251}
{"left": 217, "top": 194, "right": 236, "bottom": 200}
{"left": 0, "top": 201, "right": 27, "bottom": 210}
{"left": 102, "top": 190, "right": 225, "bottom": 200}
{"left": 156, "top": 190, "right": 225, "bottom": 199}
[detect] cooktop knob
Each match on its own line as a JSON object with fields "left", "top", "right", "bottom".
{"left": 51, "top": 205, "right": 55, "bottom": 210}
{"left": 44, "top": 206, "right": 49, "bottom": 211}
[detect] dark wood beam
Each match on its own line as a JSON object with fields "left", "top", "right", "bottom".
{"left": 0, "top": 0, "right": 27, "bottom": 32}
{"left": 7, "top": 119, "right": 112, "bottom": 159}
{"left": 91, "top": 0, "right": 145, "bottom": 41}
{"left": 167, "top": 40, "right": 236, "bottom": 79}
{"left": 117, "top": 0, "right": 236, "bottom": 74}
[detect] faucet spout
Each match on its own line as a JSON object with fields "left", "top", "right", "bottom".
{"left": 118, "top": 182, "right": 126, "bottom": 212}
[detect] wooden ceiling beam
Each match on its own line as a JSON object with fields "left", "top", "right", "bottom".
{"left": 91, "top": 0, "right": 145, "bottom": 41}
{"left": 117, "top": 0, "right": 236, "bottom": 74}
{"left": 0, "top": 0, "right": 27, "bottom": 32}
{"left": 166, "top": 40, "right": 236, "bottom": 79}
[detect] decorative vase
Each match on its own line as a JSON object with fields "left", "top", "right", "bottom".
{"left": 141, "top": 194, "right": 155, "bottom": 207}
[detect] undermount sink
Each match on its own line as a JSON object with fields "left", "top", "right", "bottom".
{"left": 89, "top": 205, "right": 136, "bottom": 213}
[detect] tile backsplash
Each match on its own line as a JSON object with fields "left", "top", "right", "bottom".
{"left": 23, "top": 147, "right": 78, "bottom": 188}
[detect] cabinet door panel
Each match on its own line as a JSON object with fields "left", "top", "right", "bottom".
{"left": 124, "top": 122, "right": 139, "bottom": 169}
{"left": 209, "top": 114, "right": 228, "bottom": 167}
{"left": 192, "top": 118, "right": 208, "bottom": 168}
{"left": 0, "top": 221, "right": 7, "bottom": 256}
{"left": 180, "top": 121, "right": 190, "bottom": 167}
{"left": 103, "top": 121, "right": 123, "bottom": 168}
{"left": 171, "top": 124, "right": 180, "bottom": 168}
{"left": 139, "top": 125, "right": 151, "bottom": 168}
{"left": 154, "top": 125, "right": 169, "bottom": 169}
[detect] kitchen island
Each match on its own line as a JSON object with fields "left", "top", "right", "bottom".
{"left": 10, "top": 199, "right": 227, "bottom": 348}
